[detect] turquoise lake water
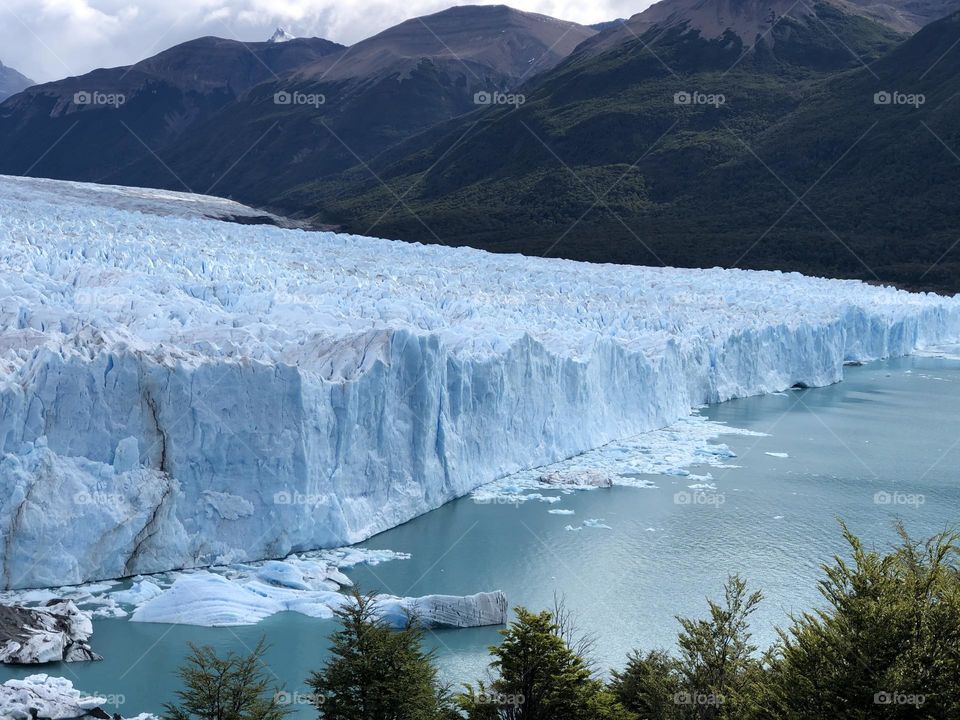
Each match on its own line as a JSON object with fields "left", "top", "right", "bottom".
{"left": 2, "top": 354, "right": 959, "bottom": 718}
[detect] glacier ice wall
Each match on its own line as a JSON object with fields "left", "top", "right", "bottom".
{"left": 1, "top": 175, "right": 959, "bottom": 589}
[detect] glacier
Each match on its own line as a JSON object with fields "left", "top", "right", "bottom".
{"left": 1, "top": 174, "right": 959, "bottom": 590}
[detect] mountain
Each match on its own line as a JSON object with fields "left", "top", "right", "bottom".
{"left": 590, "top": 19, "right": 628, "bottom": 31}
{"left": 574, "top": 0, "right": 906, "bottom": 66}
{"left": 294, "top": 4, "right": 597, "bottom": 82}
{"left": 0, "top": 5, "right": 595, "bottom": 203}
{"left": 0, "top": 60, "right": 33, "bottom": 102}
{"left": 101, "top": 5, "right": 597, "bottom": 202}
{"left": 268, "top": 27, "right": 297, "bottom": 43}
{"left": 843, "top": 0, "right": 960, "bottom": 31}
{"left": 273, "top": 3, "right": 960, "bottom": 292}
{"left": 580, "top": 0, "right": 960, "bottom": 49}
{"left": 0, "top": 35, "right": 343, "bottom": 181}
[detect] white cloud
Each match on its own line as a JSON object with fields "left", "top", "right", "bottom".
{"left": 0, "top": 0, "right": 649, "bottom": 83}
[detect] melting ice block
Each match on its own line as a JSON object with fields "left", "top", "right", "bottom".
{"left": 0, "top": 601, "right": 100, "bottom": 664}
{"left": 0, "top": 674, "right": 156, "bottom": 719}
{"left": 128, "top": 569, "right": 506, "bottom": 628}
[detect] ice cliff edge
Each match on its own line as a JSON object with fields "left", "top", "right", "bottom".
{"left": 1, "top": 175, "right": 959, "bottom": 589}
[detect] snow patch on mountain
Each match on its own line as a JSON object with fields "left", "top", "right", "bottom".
{"left": 1, "top": 174, "right": 959, "bottom": 590}
{"left": 268, "top": 27, "right": 296, "bottom": 43}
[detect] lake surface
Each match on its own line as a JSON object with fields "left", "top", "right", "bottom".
{"left": 3, "top": 354, "right": 959, "bottom": 718}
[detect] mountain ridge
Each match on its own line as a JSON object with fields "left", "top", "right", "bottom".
{"left": 0, "top": 60, "right": 34, "bottom": 102}
{"left": 271, "top": 6, "right": 960, "bottom": 292}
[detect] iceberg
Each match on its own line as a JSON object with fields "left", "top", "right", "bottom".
{"left": 126, "top": 566, "right": 506, "bottom": 628}
{"left": 0, "top": 674, "right": 156, "bottom": 719}
{"left": 1, "top": 174, "right": 960, "bottom": 590}
{"left": 129, "top": 572, "right": 344, "bottom": 626}
{"left": 0, "top": 601, "right": 100, "bottom": 664}
{"left": 376, "top": 592, "right": 508, "bottom": 629}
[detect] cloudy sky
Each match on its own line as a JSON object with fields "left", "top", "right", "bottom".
{"left": 1, "top": 0, "right": 649, "bottom": 83}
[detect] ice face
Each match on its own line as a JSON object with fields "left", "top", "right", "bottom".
{"left": 1, "top": 174, "right": 959, "bottom": 590}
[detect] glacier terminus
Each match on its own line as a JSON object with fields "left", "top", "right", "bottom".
{"left": 1, "top": 174, "right": 959, "bottom": 590}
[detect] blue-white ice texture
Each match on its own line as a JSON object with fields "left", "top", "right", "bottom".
{"left": 1, "top": 175, "right": 959, "bottom": 589}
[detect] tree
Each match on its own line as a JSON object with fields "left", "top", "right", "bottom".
{"left": 307, "top": 589, "right": 451, "bottom": 720}
{"left": 674, "top": 575, "right": 764, "bottom": 719}
{"left": 162, "top": 639, "right": 289, "bottom": 720}
{"left": 757, "top": 525, "right": 960, "bottom": 719}
{"left": 610, "top": 576, "right": 762, "bottom": 720}
{"left": 458, "top": 607, "right": 634, "bottom": 720}
{"left": 610, "top": 650, "right": 683, "bottom": 720}
{"left": 553, "top": 593, "right": 598, "bottom": 671}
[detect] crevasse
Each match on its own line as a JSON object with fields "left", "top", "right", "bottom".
{"left": 1, "top": 175, "right": 958, "bottom": 590}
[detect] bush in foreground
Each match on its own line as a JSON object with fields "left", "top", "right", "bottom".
{"left": 162, "top": 639, "right": 288, "bottom": 720}
{"left": 457, "top": 607, "right": 633, "bottom": 720}
{"left": 757, "top": 525, "right": 960, "bottom": 719}
{"left": 307, "top": 589, "right": 452, "bottom": 720}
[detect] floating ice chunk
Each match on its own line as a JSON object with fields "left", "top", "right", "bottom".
{"left": 582, "top": 519, "right": 612, "bottom": 529}
{"left": 110, "top": 579, "right": 164, "bottom": 606}
{"left": 0, "top": 601, "right": 100, "bottom": 664}
{"left": 256, "top": 560, "right": 311, "bottom": 590}
{"left": 376, "top": 592, "right": 507, "bottom": 629}
{"left": 524, "top": 494, "right": 561, "bottom": 503}
{"left": 548, "top": 509, "right": 575, "bottom": 515}
{"left": 0, "top": 674, "right": 158, "bottom": 720}
{"left": 539, "top": 470, "right": 613, "bottom": 487}
{"left": 129, "top": 570, "right": 502, "bottom": 628}
{"left": 765, "top": 452, "right": 790, "bottom": 458}
{"left": 130, "top": 573, "right": 274, "bottom": 625}
{"left": 914, "top": 344, "right": 960, "bottom": 361}
{"left": 324, "top": 548, "right": 410, "bottom": 568}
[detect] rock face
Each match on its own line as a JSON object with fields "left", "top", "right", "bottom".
{"left": 0, "top": 674, "right": 156, "bottom": 719}
{"left": 379, "top": 592, "right": 509, "bottom": 629}
{"left": 0, "top": 601, "right": 101, "bottom": 664}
